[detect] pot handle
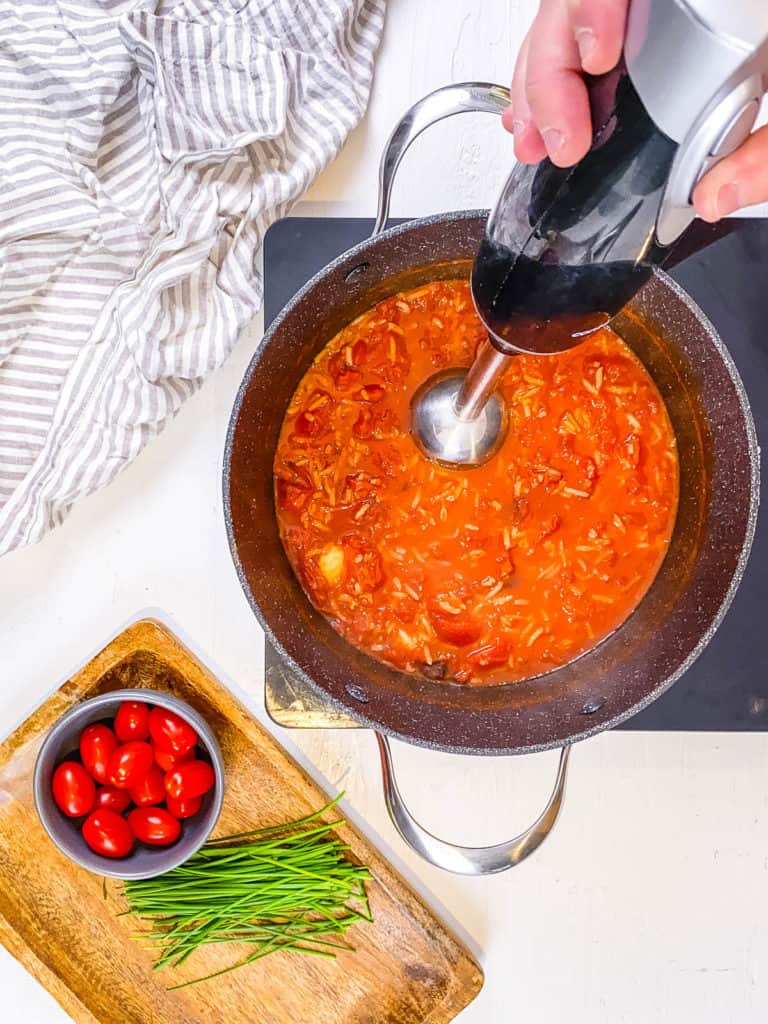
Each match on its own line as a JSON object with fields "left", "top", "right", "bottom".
{"left": 372, "top": 82, "right": 511, "bottom": 237}
{"left": 375, "top": 733, "right": 571, "bottom": 875}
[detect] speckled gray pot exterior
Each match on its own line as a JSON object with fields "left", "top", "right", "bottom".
{"left": 34, "top": 689, "right": 224, "bottom": 879}
{"left": 223, "top": 211, "right": 759, "bottom": 756}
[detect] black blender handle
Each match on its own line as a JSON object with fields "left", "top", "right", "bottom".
{"left": 526, "top": 66, "right": 675, "bottom": 233}
{"left": 473, "top": 67, "right": 681, "bottom": 355}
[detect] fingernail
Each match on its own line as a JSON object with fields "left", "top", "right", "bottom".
{"left": 511, "top": 118, "right": 525, "bottom": 135}
{"left": 575, "top": 27, "right": 595, "bottom": 65}
{"left": 542, "top": 128, "right": 565, "bottom": 157}
{"left": 715, "top": 182, "right": 741, "bottom": 218}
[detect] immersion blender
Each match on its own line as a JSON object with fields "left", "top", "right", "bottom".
{"left": 410, "top": 0, "right": 768, "bottom": 467}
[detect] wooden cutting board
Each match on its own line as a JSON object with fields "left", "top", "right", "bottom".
{"left": 0, "top": 620, "right": 482, "bottom": 1024}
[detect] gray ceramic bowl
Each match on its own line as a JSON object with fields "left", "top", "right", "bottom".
{"left": 34, "top": 689, "right": 224, "bottom": 880}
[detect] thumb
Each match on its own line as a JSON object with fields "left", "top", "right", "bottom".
{"left": 693, "top": 126, "right": 768, "bottom": 221}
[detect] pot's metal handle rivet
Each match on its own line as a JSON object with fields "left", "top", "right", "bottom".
{"left": 582, "top": 698, "right": 606, "bottom": 715}
{"left": 375, "top": 733, "right": 571, "bottom": 875}
{"left": 345, "top": 684, "right": 369, "bottom": 703}
{"left": 371, "top": 82, "right": 511, "bottom": 238}
{"left": 344, "top": 262, "right": 370, "bottom": 284}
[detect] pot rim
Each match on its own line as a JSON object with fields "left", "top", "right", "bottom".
{"left": 223, "top": 211, "right": 760, "bottom": 756}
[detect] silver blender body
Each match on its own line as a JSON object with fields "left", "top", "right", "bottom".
{"left": 411, "top": 0, "right": 768, "bottom": 468}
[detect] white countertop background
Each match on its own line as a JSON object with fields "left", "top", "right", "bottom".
{"left": 1, "top": 2, "right": 767, "bottom": 1021}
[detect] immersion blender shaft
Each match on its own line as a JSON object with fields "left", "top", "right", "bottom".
{"left": 454, "top": 339, "right": 511, "bottom": 422}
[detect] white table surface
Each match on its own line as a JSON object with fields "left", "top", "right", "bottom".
{"left": 1, "top": 2, "right": 767, "bottom": 1021}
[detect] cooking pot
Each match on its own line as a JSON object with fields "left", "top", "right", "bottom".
{"left": 223, "top": 85, "right": 759, "bottom": 874}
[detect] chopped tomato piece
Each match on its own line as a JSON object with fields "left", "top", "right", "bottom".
{"left": 353, "top": 551, "right": 385, "bottom": 591}
{"left": 300, "top": 558, "right": 332, "bottom": 607}
{"left": 372, "top": 408, "right": 399, "bottom": 437}
{"left": 427, "top": 598, "right": 482, "bottom": 647}
{"left": 353, "top": 407, "right": 398, "bottom": 440}
{"left": 293, "top": 389, "right": 333, "bottom": 437}
{"left": 344, "top": 472, "right": 379, "bottom": 503}
{"left": 294, "top": 411, "right": 324, "bottom": 437}
{"left": 342, "top": 533, "right": 385, "bottom": 591}
{"left": 377, "top": 334, "right": 411, "bottom": 384}
{"left": 353, "top": 406, "right": 373, "bottom": 439}
{"left": 329, "top": 350, "right": 362, "bottom": 390}
{"left": 468, "top": 639, "right": 510, "bottom": 668}
{"left": 358, "top": 384, "right": 385, "bottom": 403}
{"left": 276, "top": 478, "right": 312, "bottom": 512}
{"left": 371, "top": 445, "right": 403, "bottom": 477}
{"left": 351, "top": 340, "right": 369, "bottom": 366}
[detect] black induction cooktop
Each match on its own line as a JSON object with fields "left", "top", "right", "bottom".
{"left": 262, "top": 215, "right": 767, "bottom": 732}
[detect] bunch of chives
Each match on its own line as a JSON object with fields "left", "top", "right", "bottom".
{"left": 121, "top": 797, "right": 372, "bottom": 989}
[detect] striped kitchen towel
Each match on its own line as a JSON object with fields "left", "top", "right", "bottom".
{"left": 0, "top": 0, "right": 385, "bottom": 555}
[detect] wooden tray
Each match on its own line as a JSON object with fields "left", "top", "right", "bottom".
{"left": 0, "top": 620, "right": 482, "bottom": 1024}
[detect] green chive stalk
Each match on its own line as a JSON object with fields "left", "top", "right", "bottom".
{"left": 121, "top": 797, "right": 372, "bottom": 989}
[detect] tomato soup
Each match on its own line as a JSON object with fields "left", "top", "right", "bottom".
{"left": 274, "top": 280, "right": 678, "bottom": 685}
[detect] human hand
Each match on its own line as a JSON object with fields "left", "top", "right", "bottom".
{"left": 502, "top": 0, "right": 768, "bottom": 221}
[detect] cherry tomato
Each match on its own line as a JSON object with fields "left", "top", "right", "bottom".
{"left": 79, "top": 723, "right": 118, "bottom": 785}
{"left": 114, "top": 700, "right": 150, "bottom": 743}
{"left": 82, "top": 808, "right": 134, "bottom": 858}
{"left": 52, "top": 761, "right": 96, "bottom": 818}
{"left": 148, "top": 707, "right": 197, "bottom": 755}
{"left": 94, "top": 786, "right": 131, "bottom": 814}
{"left": 128, "top": 765, "right": 165, "bottom": 807}
{"left": 153, "top": 746, "right": 194, "bottom": 773}
{"left": 107, "top": 741, "right": 154, "bottom": 789}
{"left": 165, "top": 793, "right": 202, "bottom": 819}
{"left": 129, "top": 807, "right": 181, "bottom": 846}
{"left": 164, "top": 760, "right": 215, "bottom": 801}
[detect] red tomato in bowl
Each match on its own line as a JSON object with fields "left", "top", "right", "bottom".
{"left": 107, "top": 741, "right": 154, "bottom": 789}
{"left": 114, "top": 701, "right": 150, "bottom": 743}
{"left": 148, "top": 707, "right": 197, "bottom": 755}
{"left": 52, "top": 761, "right": 96, "bottom": 818}
{"left": 94, "top": 786, "right": 131, "bottom": 814}
{"left": 82, "top": 808, "right": 134, "bottom": 858}
{"left": 165, "top": 793, "right": 202, "bottom": 819}
{"left": 129, "top": 807, "right": 181, "bottom": 846}
{"left": 128, "top": 765, "right": 165, "bottom": 807}
{"left": 153, "top": 746, "right": 194, "bottom": 773}
{"left": 164, "top": 760, "right": 215, "bottom": 801}
{"left": 79, "top": 723, "right": 118, "bottom": 785}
